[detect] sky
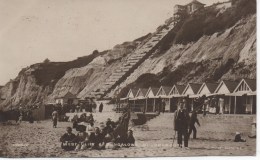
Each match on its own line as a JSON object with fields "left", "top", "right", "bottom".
{"left": 0, "top": 0, "right": 226, "bottom": 85}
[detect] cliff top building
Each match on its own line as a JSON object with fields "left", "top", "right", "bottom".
{"left": 173, "top": 0, "right": 205, "bottom": 24}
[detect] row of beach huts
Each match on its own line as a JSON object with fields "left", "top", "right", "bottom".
{"left": 120, "top": 78, "right": 256, "bottom": 114}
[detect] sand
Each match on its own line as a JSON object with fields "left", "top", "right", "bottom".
{"left": 0, "top": 112, "right": 256, "bottom": 158}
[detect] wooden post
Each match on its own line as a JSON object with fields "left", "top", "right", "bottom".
{"left": 191, "top": 98, "right": 194, "bottom": 111}
{"left": 229, "top": 96, "right": 231, "bottom": 114}
{"left": 169, "top": 97, "right": 171, "bottom": 112}
{"left": 234, "top": 96, "right": 237, "bottom": 114}
{"left": 251, "top": 96, "right": 253, "bottom": 115}
{"left": 134, "top": 99, "right": 135, "bottom": 112}
{"left": 145, "top": 98, "right": 147, "bottom": 113}
{"left": 153, "top": 98, "right": 156, "bottom": 112}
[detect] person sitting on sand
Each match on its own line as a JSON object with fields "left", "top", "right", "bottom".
{"left": 79, "top": 113, "right": 87, "bottom": 122}
{"left": 60, "top": 127, "right": 77, "bottom": 150}
{"left": 102, "top": 132, "right": 117, "bottom": 149}
{"left": 126, "top": 130, "right": 135, "bottom": 146}
{"left": 75, "top": 126, "right": 88, "bottom": 151}
{"left": 86, "top": 113, "right": 94, "bottom": 124}
{"left": 234, "top": 132, "right": 246, "bottom": 142}
{"left": 106, "top": 118, "right": 116, "bottom": 131}
{"left": 87, "top": 122, "right": 95, "bottom": 133}
{"left": 89, "top": 127, "right": 103, "bottom": 150}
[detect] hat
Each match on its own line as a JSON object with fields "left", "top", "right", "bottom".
{"left": 235, "top": 132, "right": 240, "bottom": 135}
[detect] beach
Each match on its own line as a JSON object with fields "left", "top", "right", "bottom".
{"left": 0, "top": 112, "right": 256, "bottom": 158}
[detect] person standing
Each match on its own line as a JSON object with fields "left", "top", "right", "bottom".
{"left": 99, "top": 102, "right": 104, "bottom": 113}
{"left": 188, "top": 111, "right": 200, "bottom": 139}
{"left": 122, "top": 108, "right": 131, "bottom": 133}
{"left": 162, "top": 100, "right": 166, "bottom": 114}
{"left": 93, "top": 102, "right": 97, "bottom": 113}
{"left": 173, "top": 102, "right": 190, "bottom": 149}
{"left": 203, "top": 98, "right": 209, "bottom": 117}
{"left": 52, "top": 110, "right": 58, "bottom": 128}
{"left": 219, "top": 97, "right": 224, "bottom": 114}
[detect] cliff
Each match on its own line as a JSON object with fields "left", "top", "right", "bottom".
{"left": 0, "top": 0, "right": 256, "bottom": 109}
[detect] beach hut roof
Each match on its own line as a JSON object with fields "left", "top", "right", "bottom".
{"left": 244, "top": 79, "right": 256, "bottom": 91}
{"left": 55, "top": 91, "right": 77, "bottom": 99}
{"left": 156, "top": 86, "right": 172, "bottom": 96}
{"left": 175, "top": 85, "right": 186, "bottom": 94}
{"left": 169, "top": 84, "right": 185, "bottom": 95}
{"left": 136, "top": 88, "right": 149, "bottom": 97}
{"left": 127, "top": 88, "right": 139, "bottom": 98}
{"left": 176, "top": 85, "right": 186, "bottom": 94}
{"left": 183, "top": 83, "right": 202, "bottom": 95}
{"left": 234, "top": 79, "right": 256, "bottom": 92}
{"left": 198, "top": 82, "right": 219, "bottom": 94}
{"left": 214, "top": 80, "right": 239, "bottom": 93}
{"left": 162, "top": 86, "right": 172, "bottom": 95}
{"left": 145, "top": 87, "right": 160, "bottom": 97}
{"left": 223, "top": 80, "right": 239, "bottom": 93}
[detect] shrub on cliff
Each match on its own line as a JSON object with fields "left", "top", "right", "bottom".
{"left": 174, "top": 0, "right": 256, "bottom": 44}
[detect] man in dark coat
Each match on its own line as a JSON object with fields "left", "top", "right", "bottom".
{"left": 173, "top": 102, "right": 190, "bottom": 149}
{"left": 99, "top": 102, "right": 104, "bottom": 113}
{"left": 188, "top": 111, "right": 200, "bottom": 139}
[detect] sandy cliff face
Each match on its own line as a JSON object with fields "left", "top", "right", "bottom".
{"left": 117, "top": 14, "right": 256, "bottom": 93}
{"left": 0, "top": 67, "right": 52, "bottom": 110}
{"left": 0, "top": 0, "right": 256, "bottom": 109}
{"left": 46, "top": 41, "right": 139, "bottom": 102}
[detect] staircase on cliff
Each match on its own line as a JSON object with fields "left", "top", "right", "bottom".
{"left": 90, "top": 22, "right": 176, "bottom": 98}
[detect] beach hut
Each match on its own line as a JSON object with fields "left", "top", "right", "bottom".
{"left": 145, "top": 87, "right": 160, "bottom": 112}
{"left": 134, "top": 88, "right": 149, "bottom": 112}
{"left": 182, "top": 83, "right": 202, "bottom": 111}
{"left": 55, "top": 91, "right": 79, "bottom": 106}
{"left": 231, "top": 79, "right": 256, "bottom": 114}
{"left": 168, "top": 85, "right": 186, "bottom": 112}
{"left": 126, "top": 88, "right": 139, "bottom": 111}
{"left": 214, "top": 80, "right": 239, "bottom": 114}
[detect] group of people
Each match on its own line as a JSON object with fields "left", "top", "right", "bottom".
{"left": 13, "top": 108, "right": 34, "bottom": 124}
{"left": 193, "top": 95, "right": 226, "bottom": 116}
{"left": 173, "top": 99, "right": 200, "bottom": 149}
{"left": 60, "top": 108, "right": 135, "bottom": 151}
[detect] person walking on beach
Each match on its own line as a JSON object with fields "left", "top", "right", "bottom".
{"left": 52, "top": 110, "right": 58, "bottom": 128}
{"left": 99, "top": 102, "right": 104, "bottom": 113}
{"left": 173, "top": 102, "right": 190, "bottom": 149}
{"left": 188, "top": 111, "right": 200, "bottom": 139}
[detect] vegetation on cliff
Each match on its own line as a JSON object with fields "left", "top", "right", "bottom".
{"left": 155, "top": 0, "right": 256, "bottom": 55}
